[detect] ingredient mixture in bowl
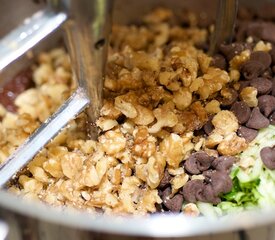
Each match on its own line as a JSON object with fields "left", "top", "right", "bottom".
{"left": 1, "top": 6, "right": 275, "bottom": 217}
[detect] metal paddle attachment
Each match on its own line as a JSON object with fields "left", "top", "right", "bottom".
{"left": 0, "top": 0, "right": 113, "bottom": 187}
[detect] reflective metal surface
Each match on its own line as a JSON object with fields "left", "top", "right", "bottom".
{"left": 62, "top": 0, "right": 113, "bottom": 137}
{"left": 0, "top": 87, "right": 89, "bottom": 187}
{"left": 0, "top": 9, "right": 67, "bottom": 71}
{"left": 0, "top": 0, "right": 274, "bottom": 238}
{"left": 0, "top": 0, "right": 113, "bottom": 186}
{"left": 209, "top": 0, "right": 239, "bottom": 54}
{"left": 0, "top": 189, "right": 275, "bottom": 238}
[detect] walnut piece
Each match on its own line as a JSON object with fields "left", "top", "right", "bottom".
{"left": 239, "top": 87, "right": 258, "bottom": 107}
{"left": 217, "top": 133, "right": 247, "bottom": 155}
{"left": 212, "top": 110, "right": 239, "bottom": 136}
{"left": 160, "top": 133, "right": 184, "bottom": 168}
{"left": 99, "top": 129, "right": 126, "bottom": 155}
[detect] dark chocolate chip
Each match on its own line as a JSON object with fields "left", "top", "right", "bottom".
{"left": 212, "top": 156, "right": 235, "bottom": 172}
{"left": 199, "top": 185, "right": 221, "bottom": 205}
{"left": 219, "top": 88, "right": 238, "bottom": 106}
{"left": 158, "top": 189, "right": 163, "bottom": 198}
{"left": 250, "top": 77, "right": 272, "bottom": 95}
{"left": 0, "top": 69, "right": 34, "bottom": 112}
{"left": 238, "top": 80, "right": 251, "bottom": 92}
{"left": 237, "top": 126, "right": 258, "bottom": 142}
{"left": 261, "top": 68, "right": 273, "bottom": 79}
{"left": 155, "top": 203, "right": 164, "bottom": 213}
{"left": 181, "top": 180, "right": 204, "bottom": 203}
{"left": 270, "top": 112, "right": 275, "bottom": 125}
{"left": 184, "top": 152, "right": 214, "bottom": 175}
{"left": 247, "top": 22, "right": 275, "bottom": 43}
{"left": 230, "top": 101, "right": 251, "bottom": 124}
{"left": 183, "top": 170, "right": 233, "bottom": 205}
{"left": 258, "top": 95, "right": 275, "bottom": 117}
{"left": 207, "top": 171, "right": 233, "bottom": 195}
{"left": 211, "top": 54, "right": 227, "bottom": 70}
{"left": 162, "top": 187, "right": 184, "bottom": 212}
{"left": 250, "top": 51, "right": 272, "bottom": 69}
{"left": 241, "top": 60, "right": 265, "bottom": 80}
{"left": 199, "top": 170, "right": 232, "bottom": 204}
{"left": 203, "top": 117, "right": 214, "bottom": 135}
{"left": 219, "top": 43, "right": 246, "bottom": 61}
{"left": 246, "top": 107, "right": 270, "bottom": 129}
{"left": 159, "top": 169, "right": 172, "bottom": 189}
{"left": 260, "top": 146, "right": 275, "bottom": 170}
{"left": 194, "top": 129, "right": 206, "bottom": 137}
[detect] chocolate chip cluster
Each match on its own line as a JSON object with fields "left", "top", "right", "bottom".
{"left": 213, "top": 44, "right": 275, "bottom": 172}
{"left": 157, "top": 6, "right": 275, "bottom": 213}
{"left": 158, "top": 152, "right": 235, "bottom": 212}
{"left": 210, "top": 47, "right": 275, "bottom": 142}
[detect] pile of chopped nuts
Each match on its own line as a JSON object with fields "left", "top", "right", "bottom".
{"left": 2, "top": 7, "right": 275, "bottom": 216}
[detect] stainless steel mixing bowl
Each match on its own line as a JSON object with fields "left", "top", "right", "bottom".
{"left": 0, "top": 0, "right": 274, "bottom": 239}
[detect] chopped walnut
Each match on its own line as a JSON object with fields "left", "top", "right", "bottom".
{"left": 148, "top": 103, "right": 178, "bottom": 133}
{"left": 206, "top": 131, "right": 224, "bottom": 148}
{"left": 133, "top": 127, "right": 157, "bottom": 158}
{"left": 153, "top": 23, "right": 170, "bottom": 47}
{"left": 96, "top": 117, "right": 118, "bottom": 131}
{"left": 100, "top": 101, "right": 121, "bottom": 119}
{"left": 183, "top": 203, "right": 200, "bottom": 217}
{"left": 197, "top": 68, "right": 230, "bottom": 100}
{"left": 253, "top": 41, "right": 272, "bottom": 52}
{"left": 229, "top": 69, "right": 241, "bottom": 81}
{"left": 217, "top": 133, "right": 247, "bottom": 156}
{"left": 173, "top": 88, "right": 192, "bottom": 110}
{"left": 194, "top": 137, "right": 205, "bottom": 151}
{"left": 99, "top": 129, "right": 126, "bottom": 155}
{"left": 114, "top": 95, "right": 137, "bottom": 118}
{"left": 239, "top": 87, "right": 258, "bottom": 107}
{"left": 29, "top": 165, "right": 49, "bottom": 183}
{"left": 133, "top": 105, "right": 154, "bottom": 125}
{"left": 33, "top": 63, "right": 54, "bottom": 86}
{"left": 173, "top": 56, "right": 199, "bottom": 87}
{"left": 43, "top": 158, "right": 64, "bottom": 178}
{"left": 197, "top": 52, "right": 212, "bottom": 73}
{"left": 189, "top": 77, "right": 204, "bottom": 92}
{"left": 159, "top": 71, "right": 180, "bottom": 91}
{"left": 205, "top": 100, "right": 221, "bottom": 114}
{"left": 16, "top": 113, "right": 39, "bottom": 134}
{"left": 19, "top": 175, "right": 43, "bottom": 193}
{"left": 136, "top": 152, "right": 166, "bottom": 189}
{"left": 230, "top": 50, "right": 250, "bottom": 70}
{"left": 170, "top": 172, "right": 189, "bottom": 194}
{"left": 126, "top": 49, "right": 160, "bottom": 72}
{"left": 160, "top": 133, "right": 184, "bottom": 168}
{"left": 15, "top": 89, "right": 50, "bottom": 122}
{"left": 212, "top": 110, "right": 239, "bottom": 136}
{"left": 61, "top": 152, "right": 84, "bottom": 179}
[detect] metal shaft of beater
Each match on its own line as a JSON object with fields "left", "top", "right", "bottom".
{"left": 0, "top": 0, "right": 113, "bottom": 186}
{"left": 57, "top": 0, "right": 113, "bottom": 138}
{"left": 208, "top": 0, "right": 238, "bottom": 55}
